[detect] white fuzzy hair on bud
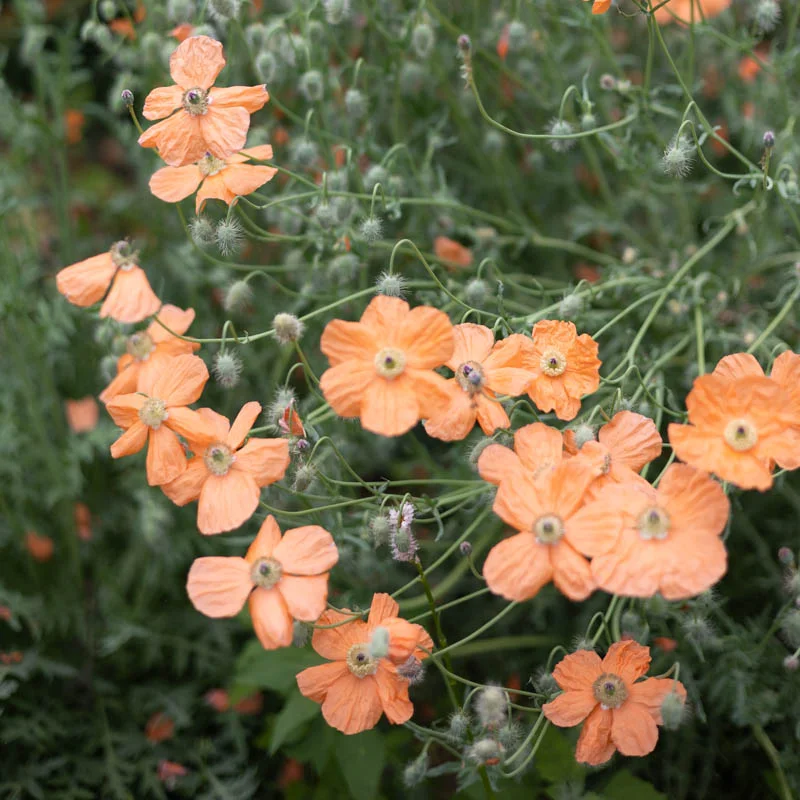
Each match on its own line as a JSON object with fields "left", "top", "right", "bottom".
{"left": 212, "top": 351, "right": 242, "bottom": 389}
{"left": 272, "top": 313, "right": 305, "bottom": 344}
{"left": 368, "top": 626, "right": 390, "bottom": 659}
{"left": 375, "top": 271, "right": 407, "bottom": 297}
{"left": 660, "top": 690, "right": 687, "bottom": 730}
{"left": 223, "top": 280, "right": 253, "bottom": 314}
{"left": 663, "top": 134, "right": 695, "bottom": 179}
{"left": 475, "top": 685, "right": 507, "bottom": 730}
{"left": 215, "top": 218, "right": 244, "bottom": 256}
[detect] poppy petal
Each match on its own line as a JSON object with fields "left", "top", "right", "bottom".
{"left": 56, "top": 253, "right": 116, "bottom": 307}
{"left": 110, "top": 420, "right": 148, "bottom": 457}
{"left": 368, "top": 593, "right": 400, "bottom": 627}
{"left": 629, "top": 678, "right": 686, "bottom": 723}
{"left": 360, "top": 375, "right": 419, "bottom": 437}
{"left": 320, "top": 362, "right": 376, "bottom": 417}
{"left": 142, "top": 86, "right": 184, "bottom": 120}
{"left": 311, "top": 611, "right": 369, "bottom": 661}
{"left": 602, "top": 640, "right": 651, "bottom": 683}
{"left": 138, "top": 112, "right": 206, "bottom": 167}
{"left": 320, "top": 672, "right": 383, "bottom": 735}
{"left": 249, "top": 587, "right": 293, "bottom": 649}
{"left": 423, "top": 382, "right": 477, "bottom": 441}
{"left": 543, "top": 690, "right": 597, "bottom": 727}
{"left": 148, "top": 354, "right": 209, "bottom": 406}
{"left": 149, "top": 164, "right": 203, "bottom": 203}
{"left": 169, "top": 35, "right": 225, "bottom": 90}
{"left": 232, "top": 438, "right": 290, "bottom": 486}
{"left": 477, "top": 443, "right": 521, "bottom": 485}
{"left": 162, "top": 457, "right": 208, "bottom": 505}
{"left": 186, "top": 556, "right": 252, "bottom": 617}
{"left": 374, "top": 662, "right": 413, "bottom": 724}
{"left": 575, "top": 706, "right": 615, "bottom": 765}
{"left": 199, "top": 106, "right": 250, "bottom": 160}
{"left": 483, "top": 532, "right": 553, "bottom": 601}
{"left": 278, "top": 574, "right": 329, "bottom": 621}
{"left": 246, "top": 515, "right": 282, "bottom": 561}
{"left": 447, "top": 323, "right": 495, "bottom": 370}
{"left": 610, "top": 700, "right": 659, "bottom": 757}
{"left": 320, "top": 321, "right": 377, "bottom": 366}
{"left": 106, "top": 393, "right": 146, "bottom": 428}
{"left": 100, "top": 267, "right": 161, "bottom": 324}
{"left": 227, "top": 401, "right": 262, "bottom": 450}
{"left": 274, "top": 526, "right": 339, "bottom": 575}
{"left": 552, "top": 648, "right": 603, "bottom": 691}
{"left": 211, "top": 84, "right": 269, "bottom": 112}
{"left": 297, "top": 661, "right": 349, "bottom": 703}
{"left": 550, "top": 541, "right": 595, "bottom": 601}
{"left": 197, "top": 470, "right": 260, "bottom": 534}
{"left": 400, "top": 306, "right": 454, "bottom": 369}
{"left": 146, "top": 426, "right": 187, "bottom": 486}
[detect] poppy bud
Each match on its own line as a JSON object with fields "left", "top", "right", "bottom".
{"left": 778, "top": 547, "right": 795, "bottom": 566}
{"left": 457, "top": 34, "right": 472, "bottom": 54}
{"left": 783, "top": 655, "right": 799, "bottom": 672}
{"left": 292, "top": 621, "right": 310, "bottom": 647}
{"left": 483, "top": 129, "right": 506, "bottom": 155}
{"left": 299, "top": 70, "right": 324, "bottom": 103}
{"left": 781, "top": 609, "right": 800, "bottom": 648}
{"left": 375, "top": 271, "right": 406, "bottom": 297}
{"left": 190, "top": 215, "right": 215, "bottom": 246}
{"left": 534, "top": 667, "right": 560, "bottom": 697}
{"left": 167, "top": 0, "right": 193, "bottom": 21}
{"left": 100, "top": 354, "right": 119, "bottom": 382}
{"left": 460, "top": 541, "right": 473, "bottom": 557}
{"left": 208, "top": 0, "right": 241, "bottom": 22}
{"left": 599, "top": 73, "right": 617, "bottom": 90}
{"left": 660, "top": 691, "right": 688, "bottom": 730}
{"left": 99, "top": 0, "right": 117, "bottom": 19}
{"left": 369, "top": 515, "right": 392, "bottom": 547}
{"left": 448, "top": 710, "right": 471, "bottom": 741}
{"left": 468, "top": 738, "right": 503, "bottom": 765}
{"left": 412, "top": 23, "right": 435, "bottom": 59}
{"left": 223, "top": 280, "right": 253, "bottom": 314}
{"left": 571, "top": 424, "right": 595, "bottom": 447}
{"left": 120, "top": 88, "right": 134, "bottom": 107}
{"left": 363, "top": 164, "right": 389, "bottom": 192}
{"left": 497, "top": 722, "right": 521, "bottom": 749}
{"left": 314, "top": 202, "right": 335, "bottom": 229}
{"left": 292, "top": 464, "right": 316, "bottom": 492}
{"left": 752, "top": 0, "right": 781, "bottom": 33}
{"left": 289, "top": 137, "right": 319, "bottom": 167}
{"left": 344, "top": 88, "right": 366, "bottom": 119}
{"left": 212, "top": 352, "right": 242, "bottom": 389}
{"left": 548, "top": 119, "right": 576, "bottom": 153}
{"left": 559, "top": 292, "right": 583, "bottom": 319}
{"left": 215, "top": 218, "right": 244, "bottom": 256}
{"left": 763, "top": 130, "right": 776, "bottom": 149}
{"left": 663, "top": 135, "right": 695, "bottom": 179}
{"left": 464, "top": 278, "right": 489, "bottom": 307}
{"left": 272, "top": 313, "right": 304, "bottom": 344}
{"left": 402, "top": 753, "right": 428, "bottom": 788}
{"left": 323, "top": 0, "right": 351, "bottom": 24}
{"left": 475, "top": 685, "right": 507, "bottom": 730}
{"left": 330, "top": 253, "right": 360, "bottom": 283}
{"left": 255, "top": 51, "right": 277, "bottom": 84}
{"left": 621, "top": 610, "right": 647, "bottom": 642}
{"left": 507, "top": 21, "right": 527, "bottom": 51}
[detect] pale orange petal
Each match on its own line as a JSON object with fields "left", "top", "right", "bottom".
{"left": 237, "top": 144, "right": 274, "bottom": 162}
{"left": 297, "top": 661, "right": 349, "bottom": 703}
{"left": 246, "top": 515, "right": 282, "bottom": 562}
{"left": 611, "top": 701, "right": 659, "bottom": 757}
{"left": 220, "top": 164, "right": 277, "bottom": 203}
{"left": 382, "top": 618, "right": 429, "bottom": 663}
{"left": 543, "top": 690, "right": 597, "bottom": 727}
{"left": 477, "top": 443, "right": 522, "bottom": 485}
{"left": 602, "top": 640, "right": 651, "bottom": 684}
{"left": 629, "top": 678, "right": 686, "bottom": 724}
{"left": 197, "top": 470, "right": 260, "bottom": 534}
{"left": 138, "top": 112, "right": 206, "bottom": 167}
{"left": 320, "top": 362, "right": 376, "bottom": 417}
{"left": 211, "top": 84, "right": 269, "bottom": 112}
{"left": 161, "top": 457, "right": 208, "bottom": 505}
{"left": 142, "top": 86, "right": 184, "bottom": 120}
{"left": 227, "top": 401, "right": 262, "bottom": 449}
{"left": 110, "top": 420, "right": 148, "bottom": 458}
{"left": 195, "top": 173, "right": 235, "bottom": 213}
{"left": 100, "top": 267, "right": 161, "bottom": 324}
{"left": 149, "top": 305, "right": 196, "bottom": 342}
{"left": 197, "top": 407, "right": 232, "bottom": 441}
{"left": 186, "top": 556, "right": 252, "bottom": 617}
{"left": 599, "top": 411, "right": 662, "bottom": 472}
{"left": 399, "top": 307, "right": 454, "bottom": 369}
{"left": 483, "top": 533, "right": 553, "bottom": 601}
{"left": 249, "top": 586, "right": 293, "bottom": 649}
{"left": 99, "top": 358, "right": 139, "bottom": 403}
{"left": 105, "top": 392, "right": 145, "bottom": 427}
{"left": 368, "top": 594, "right": 400, "bottom": 626}
{"left": 274, "top": 526, "right": 339, "bottom": 575}
{"left": 712, "top": 352, "right": 764, "bottom": 381}
{"left": 552, "top": 649, "right": 603, "bottom": 691}
{"left": 514, "top": 422, "right": 564, "bottom": 473}
{"left": 148, "top": 354, "right": 209, "bottom": 406}
{"left": 55, "top": 253, "right": 115, "bottom": 307}
{"left": 447, "top": 323, "right": 495, "bottom": 370}
{"left": 199, "top": 105, "right": 250, "bottom": 160}
{"left": 360, "top": 375, "right": 419, "bottom": 437}
{"left": 374, "top": 662, "right": 414, "bottom": 724}
{"left": 320, "top": 672, "right": 383, "bottom": 734}
{"left": 278, "top": 574, "right": 329, "bottom": 621}
{"left": 551, "top": 541, "right": 595, "bottom": 601}
{"left": 169, "top": 35, "right": 225, "bottom": 90}
{"left": 232, "top": 438, "right": 290, "bottom": 486}
{"left": 146, "top": 426, "right": 187, "bottom": 486}
{"left": 166, "top": 406, "right": 217, "bottom": 449}
{"left": 550, "top": 459, "right": 597, "bottom": 519}
{"left": 575, "top": 706, "right": 615, "bottom": 765}
{"left": 311, "top": 611, "right": 368, "bottom": 661}
{"left": 485, "top": 366, "right": 534, "bottom": 397}
{"left": 408, "top": 368, "right": 453, "bottom": 421}
{"left": 360, "top": 295, "right": 410, "bottom": 339}
{"left": 65, "top": 397, "right": 99, "bottom": 433}
{"left": 566, "top": 498, "right": 627, "bottom": 557}
{"left": 149, "top": 164, "right": 203, "bottom": 203}
{"left": 320, "top": 320, "right": 378, "bottom": 366}
{"left": 475, "top": 394, "right": 510, "bottom": 436}
{"left": 423, "top": 382, "right": 477, "bottom": 441}
{"left": 493, "top": 472, "right": 541, "bottom": 531}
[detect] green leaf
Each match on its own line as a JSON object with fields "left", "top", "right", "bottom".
{"left": 603, "top": 770, "right": 667, "bottom": 800}
{"left": 269, "top": 690, "right": 321, "bottom": 754}
{"left": 535, "top": 725, "right": 585, "bottom": 784}
{"left": 232, "top": 641, "right": 325, "bottom": 694}
{"left": 285, "top": 716, "right": 337, "bottom": 774}
{"left": 333, "top": 729, "right": 385, "bottom": 798}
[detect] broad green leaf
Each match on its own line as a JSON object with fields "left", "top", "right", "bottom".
{"left": 232, "top": 640, "right": 324, "bottom": 694}
{"left": 269, "top": 690, "right": 321, "bottom": 754}
{"left": 603, "top": 770, "right": 667, "bottom": 800}
{"left": 535, "top": 725, "right": 585, "bottom": 784}
{"left": 334, "top": 728, "right": 385, "bottom": 798}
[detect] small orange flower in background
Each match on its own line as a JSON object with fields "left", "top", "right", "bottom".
{"left": 56, "top": 241, "right": 160, "bottom": 324}
{"left": 74, "top": 502, "right": 92, "bottom": 541}
{"left": 584, "top": 0, "right": 612, "bottom": 15}
{"left": 572, "top": 411, "right": 662, "bottom": 498}
{"left": 543, "top": 640, "right": 686, "bottom": 765}
{"left": 100, "top": 305, "right": 200, "bottom": 403}
{"left": 186, "top": 515, "right": 338, "bottom": 649}
{"left": 169, "top": 23, "right": 194, "bottom": 42}
{"left": 668, "top": 369, "right": 799, "bottom": 491}
{"left": 319, "top": 295, "right": 454, "bottom": 437}
{"left": 65, "top": 396, "right": 99, "bottom": 433}
{"left": 578, "top": 463, "right": 729, "bottom": 598}
{"left": 63, "top": 109, "right": 84, "bottom": 145}
{"left": 279, "top": 401, "right": 305, "bottom": 438}
{"left": 654, "top": 636, "right": 678, "bottom": 653}
{"left": 478, "top": 421, "right": 568, "bottom": 485}
{"left": 145, "top": 711, "right": 174, "bottom": 743}
{"left": 106, "top": 354, "right": 211, "bottom": 486}
{"left": 654, "top": 0, "right": 731, "bottom": 25}
{"left": 25, "top": 530, "right": 54, "bottom": 562}
{"left": 109, "top": 2, "right": 145, "bottom": 40}
{"left": 149, "top": 145, "right": 277, "bottom": 213}
{"left": 522, "top": 320, "right": 601, "bottom": 421}
{"left": 483, "top": 459, "right": 619, "bottom": 601}
{"left": 157, "top": 761, "right": 188, "bottom": 788}
{"left": 138, "top": 36, "right": 269, "bottom": 167}
{"left": 424, "top": 324, "right": 535, "bottom": 441}
{"left": 433, "top": 236, "right": 473, "bottom": 270}
{"left": 496, "top": 25, "right": 510, "bottom": 60}
{"left": 162, "top": 402, "right": 290, "bottom": 534}
{"left": 296, "top": 593, "right": 433, "bottom": 735}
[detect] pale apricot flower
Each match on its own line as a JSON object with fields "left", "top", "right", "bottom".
{"left": 186, "top": 515, "right": 338, "bottom": 649}
{"left": 138, "top": 36, "right": 269, "bottom": 167}
{"left": 433, "top": 236, "right": 473, "bottom": 270}
{"left": 543, "top": 641, "right": 686, "bottom": 765}
{"left": 478, "top": 421, "right": 570, "bottom": 485}
{"left": 654, "top": 0, "right": 731, "bottom": 25}
{"left": 65, "top": 396, "right": 99, "bottom": 433}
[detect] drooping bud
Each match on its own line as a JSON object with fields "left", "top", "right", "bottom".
{"left": 464, "top": 278, "right": 489, "bottom": 307}
{"left": 663, "top": 135, "right": 695, "bottom": 179}
{"left": 412, "top": 23, "right": 435, "bottom": 59}
{"left": 292, "top": 464, "right": 316, "bottom": 493}
{"left": 460, "top": 541, "right": 473, "bottom": 557}
{"left": 207, "top": 0, "right": 241, "bottom": 22}
{"left": 763, "top": 130, "right": 776, "bottom": 149}
{"left": 447, "top": 710, "right": 471, "bottom": 741}
{"left": 548, "top": 119, "right": 576, "bottom": 153}
{"left": 344, "top": 88, "right": 366, "bottom": 119}
{"left": 272, "top": 312, "right": 305, "bottom": 344}
{"left": 475, "top": 685, "right": 507, "bottom": 730}
{"left": 189, "top": 215, "right": 215, "bottom": 246}
{"left": 467, "top": 738, "right": 503, "bottom": 766}
{"left": 292, "top": 621, "right": 311, "bottom": 648}
{"left": 223, "top": 280, "right": 253, "bottom": 314}
{"left": 212, "top": 351, "right": 242, "bottom": 389}
{"left": 402, "top": 752, "right": 428, "bottom": 788}
{"left": 375, "top": 271, "right": 407, "bottom": 297}
{"left": 215, "top": 218, "right": 244, "bottom": 256}
{"left": 660, "top": 691, "right": 688, "bottom": 730}
{"left": 299, "top": 70, "right": 324, "bottom": 103}
{"left": 120, "top": 88, "right": 134, "bottom": 107}
{"left": 369, "top": 515, "right": 392, "bottom": 547}
{"left": 323, "top": 0, "right": 351, "bottom": 25}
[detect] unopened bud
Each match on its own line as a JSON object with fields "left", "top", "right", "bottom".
{"left": 208, "top": 0, "right": 241, "bottom": 22}
{"left": 292, "top": 621, "right": 310, "bottom": 647}
{"left": 212, "top": 351, "right": 242, "bottom": 389}
{"left": 447, "top": 710, "right": 471, "bottom": 741}
{"left": 120, "top": 88, "right": 134, "bottom": 106}
{"left": 660, "top": 691, "right": 687, "bottom": 730}
{"left": 475, "top": 685, "right": 507, "bottom": 730}
{"left": 292, "top": 464, "right": 316, "bottom": 492}
{"left": 460, "top": 541, "right": 473, "bottom": 557}
{"left": 272, "top": 312, "right": 304, "bottom": 344}
{"left": 215, "top": 218, "right": 244, "bottom": 256}
{"left": 778, "top": 547, "right": 795, "bottom": 566}
{"left": 369, "top": 626, "right": 390, "bottom": 659}
{"left": 457, "top": 34, "right": 471, "bottom": 54}
{"left": 402, "top": 753, "right": 428, "bottom": 788}
{"left": 223, "top": 280, "right": 253, "bottom": 314}
{"left": 573, "top": 423, "right": 595, "bottom": 448}
{"left": 468, "top": 738, "right": 503, "bottom": 765}
{"left": 375, "top": 271, "right": 407, "bottom": 297}
{"left": 359, "top": 216, "right": 383, "bottom": 243}
{"left": 190, "top": 215, "right": 215, "bottom": 246}
{"left": 344, "top": 88, "right": 366, "bottom": 119}
{"left": 783, "top": 655, "right": 799, "bottom": 671}
{"left": 299, "top": 69, "right": 324, "bottom": 103}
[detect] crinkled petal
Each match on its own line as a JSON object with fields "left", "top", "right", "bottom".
{"left": 575, "top": 706, "right": 615, "bottom": 766}
{"left": 110, "top": 420, "right": 149, "bottom": 458}
{"left": 361, "top": 375, "right": 420, "bottom": 437}
{"left": 399, "top": 307, "right": 454, "bottom": 369}
{"left": 199, "top": 105, "right": 250, "bottom": 160}
{"left": 611, "top": 701, "right": 659, "bottom": 757}
{"left": 475, "top": 393, "right": 510, "bottom": 436}
{"left": 423, "top": 381, "right": 477, "bottom": 441}
{"left": 249, "top": 586, "right": 293, "bottom": 649}
{"left": 186, "top": 556, "right": 252, "bottom": 617}
{"left": 142, "top": 86, "right": 184, "bottom": 120}
{"left": 599, "top": 411, "right": 662, "bottom": 472}
{"left": 374, "top": 662, "right": 414, "bottom": 724}
{"left": 447, "top": 323, "right": 495, "bottom": 369}
{"left": 106, "top": 393, "right": 146, "bottom": 428}
{"left": 149, "top": 164, "right": 203, "bottom": 203}
{"left": 311, "top": 611, "right": 368, "bottom": 661}
{"left": 147, "top": 354, "right": 209, "bottom": 406}
{"left": 320, "top": 362, "right": 376, "bottom": 418}
{"left": 211, "top": 84, "right": 269, "bottom": 112}
{"left": 274, "top": 526, "right": 339, "bottom": 575}
{"left": 297, "top": 661, "right": 349, "bottom": 704}
{"left": 602, "top": 640, "right": 651, "bottom": 684}
{"left": 100, "top": 267, "right": 161, "bottom": 324}
{"left": 320, "top": 321, "right": 378, "bottom": 366}
{"left": 197, "top": 470, "right": 260, "bottom": 534}
{"left": 552, "top": 649, "right": 603, "bottom": 691}
{"left": 56, "top": 253, "right": 116, "bottom": 307}
{"left": 551, "top": 541, "right": 595, "bottom": 601}
{"left": 162, "top": 457, "right": 208, "bottom": 506}
{"left": 227, "top": 401, "right": 262, "bottom": 450}
{"left": 138, "top": 112, "right": 206, "bottom": 168}
{"left": 246, "top": 515, "right": 282, "bottom": 561}
{"left": 483, "top": 533, "right": 553, "bottom": 601}
{"left": 169, "top": 35, "right": 225, "bottom": 90}
{"left": 320, "top": 672, "right": 383, "bottom": 735}
{"left": 233, "top": 438, "right": 290, "bottom": 487}
{"left": 543, "top": 691, "right": 598, "bottom": 727}
{"left": 145, "top": 426, "right": 187, "bottom": 486}
{"left": 278, "top": 574, "right": 329, "bottom": 621}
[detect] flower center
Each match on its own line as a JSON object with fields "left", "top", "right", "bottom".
{"left": 203, "top": 442, "right": 235, "bottom": 476}
{"left": 455, "top": 360, "right": 486, "bottom": 395}
{"left": 109, "top": 240, "right": 138, "bottom": 270}
{"left": 346, "top": 643, "right": 379, "bottom": 678}
{"left": 540, "top": 347, "right": 567, "bottom": 377}
{"left": 126, "top": 331, "right": 155, "bottom": 361}
{"left": 638, "top": 506, "right": 670, "bottom": 540}
{"left": 723, "top": 418, "right": 758, "bottom": 452}
{"left": 182, "top": 87, "right": 209, "bottom": 115}
{"left": 533, "top": 514, "right": 564, "bottom": 544}
{"left": 374, "top": 347, "right": 407, "bottom": 380}
{"left": 592, "top": 672, "right": 628, "bottom": 710}
{"left": 250, "top": 557, "right": 282, "bottom": 589}
{"left": 198, "top": 153, "right": 227, "bottom": 177}
{"left": 138, "top": 397, "right": 168, "bottom": 429}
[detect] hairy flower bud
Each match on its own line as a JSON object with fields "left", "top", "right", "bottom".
{"left": 460, "top": 541, "right": 473, "bottom": 557}
{"left": 548, "top": 119, "right": 576, "bottom": 153}
{"left": 299, "top": 69, "right": 324, "bottom": 103}
{"left": 292, "top": 621, "right": 310, "bottom": 647}
{"left": 475, "top": 685, "right": 507, "bottom": 730}
{"left": 223, "top": 280, "right": 253, "bottom": 314}
{"left": 559, "top": 292, "right": 583, "bottom": 319}
{"left": 752, "top": 0, "right": 781, "bottom": 33}
{"left": 323, "top": 0, "right": 351, "bottom": 24}
{"left": 344, "top": 88, "right": 366, "bottom": 119}
{"left": 375, "top": 271, "right": 406, "bottom": 297}
{"left": 208, "top": 0, "right": 241, "bottom": 22}
{"left": 215, "top": 218, "right": 244, "bottom": 256}
{"left": 120, "top": 88, "right": 134, "bottom": 107}
{"left": 369, "top": 514, "right": 392, "bottom": 547}
{"left": 763, "top": 130, "right": 776, "bottom": 149}
{"left": 663, "top": 135, "right": 695, "bottom": 179}
{"left": 468, "top": 738, "right": 503, "bottom": 765}
{"left": 507, "top": 21, "right": 527, "bottom": 51}
{"left": 292, "top": 464, "right": 316, "bottom": 492}
{"left": 189, "top": 215, "right": 215, "bottom": 246}
{"left": 781, "top": 609, "right": 800, "bottom": 648}
{"left": 464, "top": 278, "right": 489, "bottom": 307}
{"left": 255, "top": 51, "right": 277, "bottom": 84}
{"left": 272, "top": 313, "right": 304, "bottom": 344}
{"left": 369, "top": 626, "right": 390, "bottom": 659}
{"left": 412, "top": 23, "right": 435, "bottom": 59}
{"left": 660, "top": 691, "right": 687, "bottom": 730}
{"left": 289, "top": 137, "right": 319, "bottom": 167}
{"left": 212, "top": 351, "right": 242, "bottom": 389}
{"left": 448, "top": 710, "right": 471, "bottom": 741}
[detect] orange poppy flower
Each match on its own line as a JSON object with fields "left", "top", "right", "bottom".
{"left": 496, "top": 25, "right": 510, "bottom": 60}
{"left": 74, "top": 502, "right": 92, "bottom": 541}
{"left": 424, "top": 324, "right": 535, "bottom": 441}
{"left": 65, "top": 396, "right": 99, "bottom": 433}
{"left": 162, "top": 402, "right": 290, "bottom": 534}
{"left": 483, "top": 458, "right": 615, "bottom": 601}
{"left": 543, "top": 640, "right": 686, "bottom": 765}
{"left": 187, "top": 515, "right": 337, "bottom": 649}
{"left": 279, "top": 401, "right": 305, "bottom": 438}
{"left": 654, "top": 0, "right": 731, "bottom": 25}
{"left": 169, "top": 23, "right": 194, "bottom": 42}
{"left": 573, "top": 411, "right": 662, "bottom": 498}
{"left": 55, "top": 241, "right": 161, "bottom": 324}
{"left": 106, "top": 354, "right": 211, "bottom": 486}
{"left": 149, "top": 145, "right": 277, "bottom": 213}
{"left": 319, "top": 296, "right": 454, "bottom": 437}
{"left": 25, "top": 530, "right": 54, "bottom": 562}
{"left": 668, "top": 373, "right": 797, "bottom": 491}
{"left": 138, "top": 36, "right": 269, "bottom": 167}
{"left": 64, "top": 109, "right": 85, "bottom": 144}
{"left": 99, "top": 305, "right": 200, "bottom": 403}
{"left": 296, "top": 593, "right": 433, "bottom": 735}
{"left": 145, "top": 712, "right": 174, "bottom": 743}
{"left": 653, "top": 636, "right": 678, "bottom": 653}
{"left": 577, "top": 464, "right": 729, "bottom": 598}
{"left": 433, "top": 236, "right": 473, "bottom": 270}
{"left": 478, "top": 421, "right": 570, "bottom": 485}
{"left": 522, "top": 320, "right": 601, "bottom": 421}
{"left": 584, "top": 0, "right": 612, "bottom": 14}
